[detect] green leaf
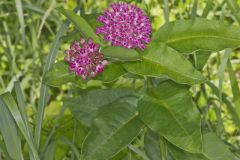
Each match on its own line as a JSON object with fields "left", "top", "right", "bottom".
{"left": 206, "top": 82, "right": 240, "bottom": 127}
{"left": 64, "top": 88, "right": 136, "bottom": 127}
{"left": 169, "top": 133, "right": 237, "bottom": 160}
{"left": 82, "top": 13, "right": 102, "bottom": 29}
{"left": 193, "top": 51, "right": 211, "bottom": 70}
{"left": 138, "top": 81, "right": 202, "bottom": 153}
{"left": 58, "top": 8, "right": 102, "bottom": 45}
{"left": 102, "top": 46, "right": 140, "bottom": 61}
{"left": 43, "top": 61, "right": 126, "bottom": 87}
{"left": 0, "top": 93, "right": 39, "bottom": 160}
{"left": 43, "top": 61, "right": 76, "bottom": 87}
{"left": 94, "top": 63, "right": 127, "bottom": 82}
{"left": 227, "top": 60, "right": 240, "bottom": 120}
{"left": 155, "top": 18, "right": 240, "bottom": 54}
{"left": 144, "top": 130, "right": 161, "bottom": 160}
{"left": 123, "top": 42, "right": 204, "bottom": 85}
{"left": 0, "top": 96, "right": 24, "bottom": 160}
{"left": 35, "top": 7, "right": 80, "bottom": 150}
{"left": 82, "top": 102, "right": 144, "bottom": 160}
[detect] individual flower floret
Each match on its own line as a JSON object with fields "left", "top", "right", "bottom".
{"left": 96, "top": 2, "right": 152, "bottom": 50}
{"left": 64, "top": 38, "right": 107, "bottom": 80}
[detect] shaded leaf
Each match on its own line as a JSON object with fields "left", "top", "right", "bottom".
{"left": 82, "top": 102, "right": 144, "bottom": 160}
{"left": 144, "top": 130, "right": 161, "bottom": 160}
{"left": 64, "top": 88, "right": 136, "bottom": 127}
{"left": 138, "top": 81, "right": 202, "bottom": 153}
{"left": 169, "top": 133, "right": 236, "bottom": 160}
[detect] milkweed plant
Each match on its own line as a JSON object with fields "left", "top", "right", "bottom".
{"left": 0, "top": 1, "right": 240, "bottom": 160}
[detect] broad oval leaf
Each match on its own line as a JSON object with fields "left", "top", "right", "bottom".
{"left": 43, "top": 61, "right": 126, "bottom": 87}
{"left": 58, "top": 8, "right": 102, "bottom": 45}
{"left": 138, "top": 81, "right": 202, "bottom": 153}
{"left": 154, "top": 18, "right": 240, "bottom": 54}
{"left": 123, "top": 42, "right": 205, "bottom": 85}
{"left": 169, "top": 133, "right": 237, "bottom": 160}
{"left": 82, "top": 102, "right": 144, "bottom": 160}
{"left": 102, "top": 46, "right": 140, "bottom": 61}
{"left": 64, "top": 88, "right": 136, "bottom": 127}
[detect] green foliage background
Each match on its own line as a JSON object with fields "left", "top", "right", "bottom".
{"left": 0, "top": 0, "right": 240, "bottom": 159}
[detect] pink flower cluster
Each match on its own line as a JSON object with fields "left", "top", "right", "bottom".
{"left": 64, "top": 38, "right": 107, "bottom": 80}
{"left": 96, "top": 2, "right": 152, "bottom": 50}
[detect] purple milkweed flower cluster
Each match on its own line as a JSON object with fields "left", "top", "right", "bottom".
{"left": 96, "top": 2, "right": 152, "bottom": 50}
{"left": 64, "top": 38, "right": 107, "bottom": 80}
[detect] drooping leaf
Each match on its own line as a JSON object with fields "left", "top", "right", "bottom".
{"left": 123, "top": 42, "right": 205, "bottom": 85}
{"left": 82, "top": 102, "right": 144, "bottom": 160}
{"left": 43, "top": 61, "right": 126, "bottom": 87}
{"left": 102, "top": 46, "right": 140, "bottom": 61}
{"left": 58, "top": 8, "right": 102, "bottom": 45}
{"left": 144, "top": 130, "right": 161, "bottom": 160}
{"left": 138, "top": 81, "right": 202, "bottom": 153}
{"left": 155, "top": 18, "right": 240, "bottom": 54}
{"left": 169, "top": 133, "right": 237, "bottom": 160}
{"left": 64, "top": 88, "right": 136, "bottom": 127}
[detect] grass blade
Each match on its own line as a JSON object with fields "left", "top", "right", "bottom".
{"left": 1, "top": 93, "right": 39, "bottom": 160}
{"left": 15, "top": 0, "right": 26, "bottom": 48}
{"left": 60, "top": 137, "right": 80, "bottom": 159}
{"left": 34, "top": 6, "right": 80, "bottom": 150}
{"left": 202, "top": 0, "right": 213, "bottom": 18}
{"left": 0, "top": 97, "right": 24, "bottom": 160}
{"left": 191, "top": 0, "right": 198, "bottom": 19}
{"left": 218, "top": 49, "right": 231, "bottom": 103}
{"left": 163, "top": 0, "right": 169, "bottom": 23}
{"left": 206, "top": 82, "right": 240, "bottom": 127}
{"left": 227, "top": 60, "right": 240, "bottom": 121}
{"left": 14, "top": 81, "right": 32, "bottom": 133}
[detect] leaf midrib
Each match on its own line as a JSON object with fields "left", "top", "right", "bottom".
{"left": 166, "top": 35, "right": 240, "bottom": 45}
{"left": 143, "top": 56, "right": 203, "bottom": 82}
{"left": 147, "top": 93, "right": 199, "bottom": 152}
{"left": 85, "top": 113, "right": 141, "bottom": 158}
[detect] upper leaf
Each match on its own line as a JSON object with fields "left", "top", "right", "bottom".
{"left": 101, "top": 46, "right": 140, "bottom": 61}
{"left": 138, "top": 81, "right": 202, "bottom": 153}
{"left": 82, "top": 102, "right": 144, "bottom": 160}
{"left": 123, "top": 42, "right": 205, "bottom": 85}
{"left": 154, "top": 18, "right": 240, "bottom": 54}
